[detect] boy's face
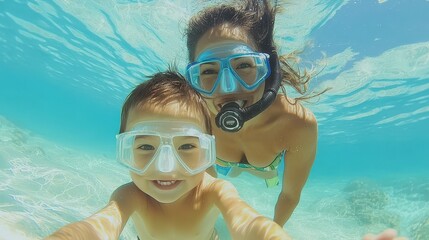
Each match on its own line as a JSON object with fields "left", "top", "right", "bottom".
{"left": 124, "top": 101, "right": 209, "bottom": 204}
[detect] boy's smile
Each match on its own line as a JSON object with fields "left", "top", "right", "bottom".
{"left": 152, "top": 180, "right": 182, "bottom": 190}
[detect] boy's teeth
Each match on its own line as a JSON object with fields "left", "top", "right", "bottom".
{"left": 156, "top": 180, "right": 176, "bottom": 186}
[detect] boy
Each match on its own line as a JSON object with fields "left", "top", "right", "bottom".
{"left": 45, "top": 70, "right": 291, "bottom": 240}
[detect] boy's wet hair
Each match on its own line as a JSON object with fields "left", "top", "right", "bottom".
{"left": 119, "top": 69, "right": 212, "bottom": 134}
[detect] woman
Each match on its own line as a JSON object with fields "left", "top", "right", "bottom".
{"left": 185, "top": 0, "right": 317, "bottom": 226}
{"left": 184, "top": 2, "right": 409, "bottom": 238}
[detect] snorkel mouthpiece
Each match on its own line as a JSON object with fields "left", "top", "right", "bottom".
{"left": 215, "top": 51, "right": 282, "bottom": 132}
{"left": 215, "top": 102, "right": 244, "bottom": 132}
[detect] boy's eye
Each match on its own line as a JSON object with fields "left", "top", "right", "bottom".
{"left": 178, "top": 144, "right": 196, "bottom": 150}
{"left": 138, "top": 144, "right": 155, "bottom": 151}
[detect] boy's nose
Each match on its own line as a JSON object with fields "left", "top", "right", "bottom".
{"left": 156, "top": 146, "right": 176, "bottom": 173}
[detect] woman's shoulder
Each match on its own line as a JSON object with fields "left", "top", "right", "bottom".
{"left": 272, "top": 95, "right": 318, "bottom": 149}
{"left": 275, "top": 94, "right": 317, "bottom": 126}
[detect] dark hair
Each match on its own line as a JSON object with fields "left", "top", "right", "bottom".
{"left": 119, "top": 69, "right": 212, "bottom": 134}
{"left": 186, "top": 0, "right": 320, "bottom": 100}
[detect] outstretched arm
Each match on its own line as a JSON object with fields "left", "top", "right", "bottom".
{"left": 214, "top": 180, "right": 291, "bottom": 240}
{"left": 45, "top": 183, "right": 140, "bottom": 240}
{"left": 274, "top": 109, "right": 317, "bottom": 226}
{"left": 45, "top": 201, "right": 125, "bottom": 240}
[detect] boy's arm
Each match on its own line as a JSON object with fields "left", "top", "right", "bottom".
{"left": 45, "top": 182, "right": 142, "bottom": 240}
{"left": 213, "top": 180, "right": 292, "bottom": 240}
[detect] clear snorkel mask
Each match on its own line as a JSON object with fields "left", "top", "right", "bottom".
{"left": 186, "top": 43, "right": 282, "bottom": 132}
{"left": 116, "top": 121, "right": 216, "bottom": 176}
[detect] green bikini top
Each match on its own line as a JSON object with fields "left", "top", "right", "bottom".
{"left": 215, "top": 151, "right": 285, "bottom": 188}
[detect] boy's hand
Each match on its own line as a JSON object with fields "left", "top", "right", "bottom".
{"left": 362, "top": 228, "right": 408, "bottom": 240}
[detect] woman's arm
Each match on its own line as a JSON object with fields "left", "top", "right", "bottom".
{"left": 213, "top": 180, "right": 292, "bottom": 240}
{"left": 274, "top": 110, "right": 317, "bottom": 226}
{"left": 45, "top": 183, "right": 141, "bottom": 240}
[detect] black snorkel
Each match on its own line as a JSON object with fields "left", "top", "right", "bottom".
{"left": 215, "top": 50, "right": 282, "bottom": 132}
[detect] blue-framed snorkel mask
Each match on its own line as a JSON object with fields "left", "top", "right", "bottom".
{"left": 185, "top": 43, "right": 282, "bottom": 132}
{"left": 186, "top": 44, "right": 271, "bottom": 97}
{"left": 116, "top": 121, "right": 216, "bottom": 176}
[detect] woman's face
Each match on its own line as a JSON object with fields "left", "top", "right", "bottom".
{"left": 194, "top": 25, "right": 265, "bottom": 116}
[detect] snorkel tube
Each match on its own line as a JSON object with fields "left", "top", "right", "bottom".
{"left": 215, "top": 50, "right": 282, "bottom": 132}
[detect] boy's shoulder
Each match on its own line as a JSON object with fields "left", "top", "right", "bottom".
{"left": 113, "top": 182, "right": 143, "bottom": 196}
{"left": 201, "top": 172, "right": 229, "bottom": 187}
{"left": 111, "top": 182, "right": 148, "bottom": 211}
{"left": 200, "top": 173, "right": 239, "bottom": 199}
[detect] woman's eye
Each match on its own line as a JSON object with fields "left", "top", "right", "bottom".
{"left": 138, "top": 144, "right": 155, "bottom": 150}
{"left": 201, "top": 69, "right": 217, "bottom": 75}
{"left": 236, "top": 62, "right": 252, "bottom": 69}
{"left": 178, "top": 144, "right": 196, "bottom": 150}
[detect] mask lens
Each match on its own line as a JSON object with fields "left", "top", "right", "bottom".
{"left": 132, "top": 134, "right": 161, "bottom": 171}
{"left": 229, "top": 55, "right": 269, "bottom": 89}
{"left": 172, "top": 136, "right": 210, "bottom": 171}
{"left": 189, "top": 60, "right": 221, "bottom": 94}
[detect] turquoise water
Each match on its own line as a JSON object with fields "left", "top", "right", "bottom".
{"left": 1, "top": 0, "right": 428, "bottom": 239}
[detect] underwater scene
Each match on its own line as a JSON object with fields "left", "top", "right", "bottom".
{"left": 1, "top": 0, "right": 428, "bottom": 239}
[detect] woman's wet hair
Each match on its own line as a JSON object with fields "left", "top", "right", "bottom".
{"left": 186, "top": 0, "right": 326, "bottom": 100}
{"left": 119, "top": 67, "right": 212, "bottom": 134}
{"left": 186, "top": 0, "right": 276, "bottom": 61}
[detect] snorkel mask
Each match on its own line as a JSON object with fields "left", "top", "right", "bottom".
{"left": 116, "top": 121, "right": 216, "bottom": 176}
{"left": 187, "top": 44, "right": 271, "bottom": 97}
{"left": 186, "top": 43, "right": 282, "bottom": 132}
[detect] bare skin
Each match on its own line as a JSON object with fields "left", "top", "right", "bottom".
{"left": 363, "top": 229, "right": 408, "bottom": 240}
{"left": 194, "top": 24, "right": 317, "bottom": 227}
{"left": 45, "top": 102, "right": 291, "bottom": 240}
{"left": 194, "top": 25, "right": 407, "bottom": 239}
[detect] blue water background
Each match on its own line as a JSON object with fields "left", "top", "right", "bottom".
{"left": 1, "top": 0, "right": 428, "bottom": 239}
